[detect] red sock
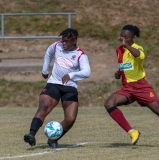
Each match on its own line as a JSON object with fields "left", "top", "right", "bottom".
{"left": 109, "top": 107, "right": 132, "bottom": 132}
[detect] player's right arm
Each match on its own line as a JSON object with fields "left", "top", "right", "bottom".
{"left": 42, "top": 44, "right": 55, "bottom": 77}
{"left": 121, "top": 37, "right": 145, "bottom": 58}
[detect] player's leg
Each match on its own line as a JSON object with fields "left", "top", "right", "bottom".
{"left": 48, "top": 101, "right": 78, "bottom": 148}
{"left": 31, "top": 94, "right": 58, "bottom": 134}
{"left": 61, "top": 101, "right": 78, "bottom": 131}
{"left": 105, "top": 93, "right": 133, "bottom": 132}
{"left": 48, "top": 85, "right": 78, "bottom": 148}
{"left": 24, "top": 95, "right": 58, "bottom": 146}
{"left": 147, "top": 101, "right": 159, "bottom": 115}
{"left": 104, "top": 93, "right": 140, "bottom": 145}
{"left": 61, "top": 101, "right": 78, "bottom": 139}
{"left": 24, "top": 83, "right": 60, "bottom": 146}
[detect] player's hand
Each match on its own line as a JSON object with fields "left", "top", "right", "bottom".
{"left": 62, "top": 74, "right": 70, "bottom": 84}
{"left": 42, "top": 73, "right": 49, "bottom": 79}
{"left": 115, "top": 71, "right": 120, "bottom": 79}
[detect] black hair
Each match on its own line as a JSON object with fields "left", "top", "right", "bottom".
{"left": 122, "top": 25, "right": 140, "bottom": 37}
{"left": 59, "top": 28, "right": 79, "bottom": 40}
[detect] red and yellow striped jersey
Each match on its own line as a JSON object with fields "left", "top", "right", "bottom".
{"left": 116, "top": 43, "right": 146, "bottom": 85}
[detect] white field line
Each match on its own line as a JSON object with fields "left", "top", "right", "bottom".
{"left": 0, "top": 142, "right": 88, "bottom": 160}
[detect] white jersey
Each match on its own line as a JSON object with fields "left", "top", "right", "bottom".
{"left": 42, "top": 41, "right": 91, "bottom": 88}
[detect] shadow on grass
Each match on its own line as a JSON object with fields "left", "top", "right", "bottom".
{"left": 27, "top": 143, "right": 86, "bottom": 150}
{"left": 26, "top": 142, "right": 158, "bottom": 151}
{"left": 102, "top": 143, "right": 159, "bottom": 148}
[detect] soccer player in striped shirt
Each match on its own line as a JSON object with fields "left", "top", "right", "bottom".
{"left": 24, "top": 28, "right": 91, "bottom": 148}
{"left": 104, "top": 24, "right": 159, "bottom": 145}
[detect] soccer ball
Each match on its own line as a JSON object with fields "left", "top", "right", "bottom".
{"left": 44, "top": 121, "right": 63, "bottom": 140}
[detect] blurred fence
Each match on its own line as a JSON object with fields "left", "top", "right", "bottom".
{"left": 0, "top": 12, "right": 76, "bottom": 39}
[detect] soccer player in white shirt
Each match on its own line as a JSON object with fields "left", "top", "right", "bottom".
{"left": 24, "top": 28, "right": 91, "bottom": 148}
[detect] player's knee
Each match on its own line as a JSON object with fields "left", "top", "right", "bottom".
{"left": 104, "top": 101, "right": 112, "bottom": 110}
{"left": 155, "top": 109, "right": 159, "bottom": 116}
{"left": 106, "top": 106, "right": 117, "bottom": 114}
{"left": 65, "top": 116, "right": 76, "bottom": 126}
{"left": 38, "top": 99, "right": 51, "bottom": 113}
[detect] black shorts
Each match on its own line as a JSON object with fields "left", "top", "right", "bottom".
{"left": 40, "top": 83, "right": 78, "bottom": 103}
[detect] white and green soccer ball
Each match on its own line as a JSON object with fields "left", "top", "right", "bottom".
{"left": 44, "top": 121, "right": 63, "bottom": 140}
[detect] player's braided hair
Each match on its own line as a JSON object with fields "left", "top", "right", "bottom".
{"left": 122, "top": 24, "right": 140, "bottom": 37}
{"left": 59, "top": 28, "right": 79, "bottom": 40}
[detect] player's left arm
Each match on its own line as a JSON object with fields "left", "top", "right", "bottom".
{"left": 68, "top": 54, "right": 91, "bottom": 81}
